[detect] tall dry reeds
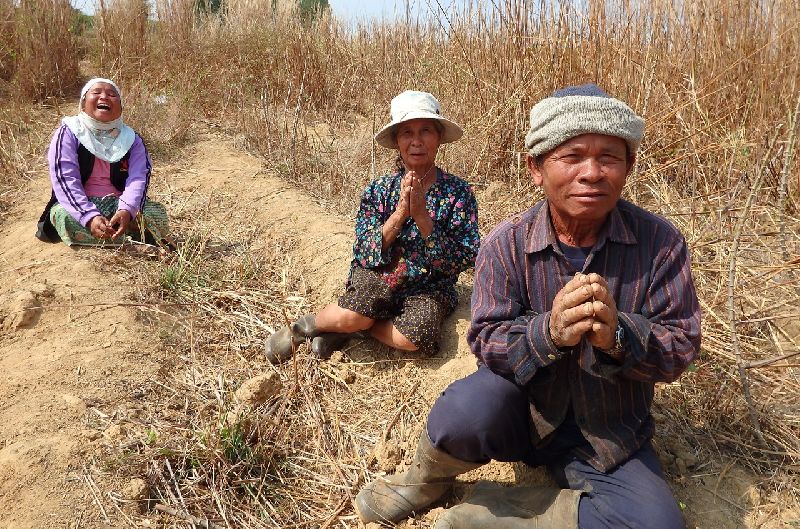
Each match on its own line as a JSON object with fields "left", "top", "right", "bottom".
{"left": 7, "top": 0, "right": 81, "bottom": 101}
{"left": 0, "top": 0, "right": 79, "bottom": 217}
{"left": 0, "top": 106, "right": 59, "bottom": 225}
{"left": 127, "top": 0, "right": 800, "bottom": 205}
{"left": 151, "top": 0, "right": 198, "bottom": 57}
{"left": 94, "top": 0, "right": 150, "bottom": 81}
{"left": 0, "top": 0, "right": 14, "bottom": 90}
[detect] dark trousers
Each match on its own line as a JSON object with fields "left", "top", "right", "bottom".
{"left": 427, "top": 366, "right": 685, "bottom": 529}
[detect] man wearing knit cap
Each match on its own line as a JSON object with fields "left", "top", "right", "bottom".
{"left": 355, "top": 84, "right": 701, "bottom": 528}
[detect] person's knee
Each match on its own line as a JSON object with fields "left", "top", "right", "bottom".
{"left": 577, "top": 476, "right": 685, "bottom": 529}
{"left": 338, "top": 309, "right": 373, "bottom": 331}
{"left": 394, "top": 294, "right": 446, "bottom": 354}
{"left": 434, "top": 369, "right": 524, "bottom": 427}
{"left": 319, "top": 304, "right": 373, "bottom": 332}
{"left": 367, "top": 320, "right": 417, "bottom": 350}
{"left": 621, "top": 496, "right": 684, "bottom": 529}
{"left": 426, "top": 368, "right": 530, "bottom": 462}
{"left": 393, "top": 335, "right": 418, "bottom": 351}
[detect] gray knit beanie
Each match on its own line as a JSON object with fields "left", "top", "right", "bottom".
{"left": 524, "top": 84, "right": 644, "bottom": 157}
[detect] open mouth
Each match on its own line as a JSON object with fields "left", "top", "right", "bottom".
{"left": 97, "top": 104, "right": 111, "bottom": 111}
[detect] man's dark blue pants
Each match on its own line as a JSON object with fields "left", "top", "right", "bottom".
{"left": 426, "top": 365, "right": 686, "bottom": 529}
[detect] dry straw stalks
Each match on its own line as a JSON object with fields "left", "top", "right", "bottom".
{"left": 2, "top": 0, "right": 800, "bottom": 525}
{"left": 0, "top": 0, "right": 81, "bottom": 101}
{"left": 97, "top": 185, "right": 426, "bottom": 527}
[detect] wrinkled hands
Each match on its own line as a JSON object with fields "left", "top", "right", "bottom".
{"left": 396, "top": 171, "right": 430, "bottom": 219}
{"left": 405, "top": 170, "right": 429, "bottom": 221}
{"left": 394, "top": 173, "right": 413, "bottom": 219}
{"left": 549, "top": 272, "right": 618, "bottom": 353}
{"left": 390, "top": 171, "right": 432, "bottom": 237}
{"left": 88, "top": 210, "right": 132, "bottom": 240}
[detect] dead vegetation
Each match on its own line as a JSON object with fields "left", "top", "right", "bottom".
{"left": 1, "top": 0, "right": 799, "bottom": 526}
{"left": 89, "top": 170, "right": 436, "bottom": 527}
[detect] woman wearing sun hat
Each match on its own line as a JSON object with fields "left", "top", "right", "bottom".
{"left": 36, "top": 77, "right": 170, "bottom": 247}
{"left": 265, "top": 90, "right": 480, "bottom": 362}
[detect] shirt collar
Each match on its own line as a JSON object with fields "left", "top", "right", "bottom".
{"left": 525, "top": 200, "right": 638, "bottom": 254}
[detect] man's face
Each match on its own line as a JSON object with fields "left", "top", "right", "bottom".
{"left": 527, "top": 134, "right": 633, "bottom": 225}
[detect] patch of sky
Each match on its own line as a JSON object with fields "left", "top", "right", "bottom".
{"left": 69, "top": 0, "right": 495, "bottom": 25}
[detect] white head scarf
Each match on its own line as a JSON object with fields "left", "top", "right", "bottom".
{"left": 62, "top": 77, "right": 136, "bottom": 163}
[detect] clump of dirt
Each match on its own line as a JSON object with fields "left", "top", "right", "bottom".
{"left": 0, "top": 283, "right": 52, "bottom": 331}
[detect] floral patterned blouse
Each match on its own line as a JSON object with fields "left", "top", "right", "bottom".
{"left": 349, "top": 168, "right": 480, "bottom": 310}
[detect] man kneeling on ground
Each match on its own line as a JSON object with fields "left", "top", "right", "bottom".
{"left": 354, "top": 84, "right": 701, "bottom": 529}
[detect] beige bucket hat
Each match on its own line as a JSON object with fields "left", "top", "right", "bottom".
{"left": 374, "top": 90, "right": 464, "bottom": 149}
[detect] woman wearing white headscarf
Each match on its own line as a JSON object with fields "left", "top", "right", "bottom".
{"left": 36, "top": 77, "right": 170, "bottom": 247}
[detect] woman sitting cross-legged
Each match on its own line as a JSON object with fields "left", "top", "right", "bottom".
{"left": 265, "top": 90, "right": 480, "bottom": 362}
{"left": 36, "top": 77, "right": 170, "bottom": 247}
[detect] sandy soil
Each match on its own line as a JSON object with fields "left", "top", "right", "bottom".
{"left": 0, "top": 172, "right": 160, "bottom": 527}
{"left": 0, "top": 132, "right": 795, "bottom": 528}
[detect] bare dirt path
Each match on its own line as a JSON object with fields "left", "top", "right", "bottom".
{"left": 0, "top": 170, "right": 160, "bottom": 527}
{"left": 0, "top": 131, "right": 792, "bottom": 528}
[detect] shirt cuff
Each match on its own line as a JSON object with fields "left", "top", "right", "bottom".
{"left": 118, "top": 204, "right": 139, "bottom": 220}
{"left": 590, "top": 344, "right": 624, "bottom": 379}
{"left": 79, "top": 208, "right": 102, "bottom": 227}
{"left": 617, "top": 312, "right": 651, "bottom": 372}
{"left": 507, "top": 311, "right": 571, "bottom": 385}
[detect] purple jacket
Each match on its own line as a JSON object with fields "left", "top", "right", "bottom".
{"left": 47, "top": 125, "right": 151, "bottom": 226}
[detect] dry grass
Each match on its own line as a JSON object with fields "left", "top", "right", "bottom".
{"left": 0, "top": 106, "right": 60, "bottom": 225}
{"left": 0, "top": 0, "right": 86, "bottom": 217}
{"left": 1, "top": 0, "right": 800, "bottom": 525}
{"left": 94, "top": 0, "right": 150, "bottom": 81}
{"left": 93, "top": 177, "right": 435, "bottom": 527}
{"left": 0, "top": 0, "right": 14, "bottom": 89}
{"left": 2, "top": 0, "right": 81, "bottom": 101}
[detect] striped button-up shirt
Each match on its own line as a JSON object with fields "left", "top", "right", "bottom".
{"left": 468, "top": 198, "right": 701, "bottom": 471}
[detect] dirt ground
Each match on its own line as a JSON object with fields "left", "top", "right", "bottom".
{"left": 0, "top": 131, "right": 796, "bottom": 528}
